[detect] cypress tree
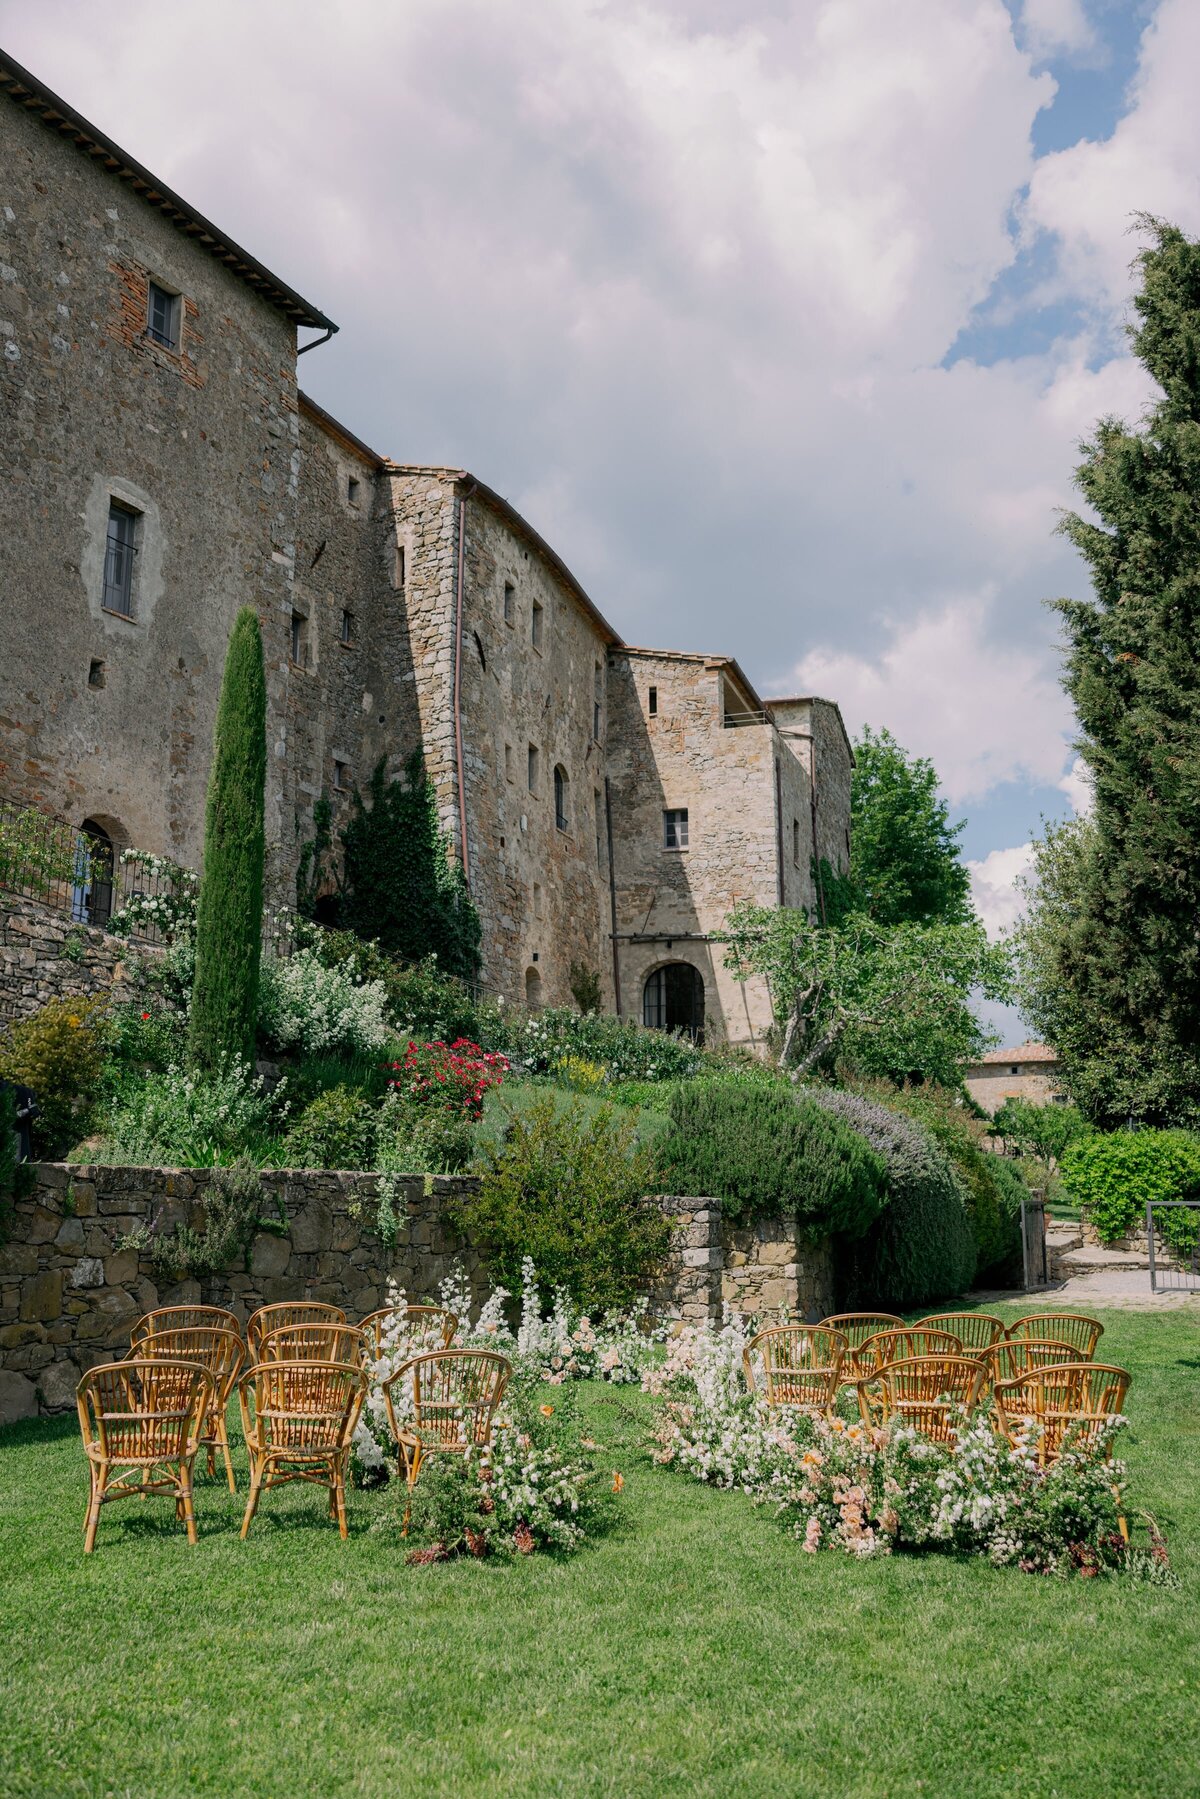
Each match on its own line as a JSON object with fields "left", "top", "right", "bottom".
{"left": 1054, "top": 217, "right": 1200, "bottom": 1122}
{"left": 188, "top": 606, "right": 267, "bottom": 1070}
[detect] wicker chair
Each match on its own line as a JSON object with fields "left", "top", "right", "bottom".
{"left": 978, "top": 1338, "right": 1084, "bottom": 1391}
{"left": 245, "top": 1302, "right": 347, "bottom": 1362}
{"left": 129, "top": 1305, "right": 241, "bottom": 1351}
{"left": 237, "top": 1359, "right": 367, "bottom": 1540}
{"left": 993, "top": 1362, "right": 1131, "bottom": 1465}
{"left": 820, "top": 1313, "right": 904, "bottom": 1376}
{"left": 1005, "top": 1313, "right": 1103, "bottom": 1358}
{"left": 139, "top": 1326, "right": 245, "bottom": 1491}
{"left": 258, "top": 1323, "right": 368, "bottom": 1368}
{"left": 858, "top": 1355, "right": 985, "bottom": 1444}
{"left": 76, "top": 1359, "right": 214, "bottom": 1553}
{"left": 918, "top": 1311, "right": 1005, "bottom": 1354}
{"left": 856, "top": 1327, "right": 963, "bottom": 1377}
{"left": 360, "top": 1304, "right": 458, "bottom": 1364}
{"left": 382, "top": 1350, "right": 512, "bottom": 1487}
{"left": 743, "top": 1325, "right": 847, "bottom": 1418}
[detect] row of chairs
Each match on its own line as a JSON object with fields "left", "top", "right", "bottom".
{"left": 743, "top": 1308, "right": 1129, "bottom": 1465}
{"left": 76, "top": 1300, "right": 507, "bottom": 1553}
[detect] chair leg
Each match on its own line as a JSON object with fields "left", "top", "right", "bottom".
{"left": 218, "top": 1418, "right": 237, "bottom": 1494}
{"left": 335, "top": 1467, "right": 349, "bottom": 1541}
{"left": 240, "top": 1456, "right": 264, "bottom": 1540}
{"left": 179, "top": 1461, "right": 198, "bottom": 1546}
{"left": 83, "top": 1463, "right": 106, "bottom": 1554}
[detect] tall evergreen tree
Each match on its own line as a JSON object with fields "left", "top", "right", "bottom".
{"left": 1053, "top": 217, "right": 1200, "bottom": 1122}
{"left": 188, "top": 607, "right": 266, "bottom": 1070}
{"left": 841, "top": 726, "right": 973, "bottom": 926}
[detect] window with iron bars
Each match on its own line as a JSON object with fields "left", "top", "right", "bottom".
{"left": 102, "top": 502, "right": 138, "bottom": 618}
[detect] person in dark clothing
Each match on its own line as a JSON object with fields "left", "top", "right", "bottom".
{"left": 0, "top": 1078, "right": 38, "bottom": 1161}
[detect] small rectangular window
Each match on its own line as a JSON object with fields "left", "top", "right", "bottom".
{"left": 339, "top": 609, "right": 354, "bottom": 646}
{"left": 527, "top": 744, "right": 540, "bottom": 793}
{"left": 533, "top": 881, "right": 543, "bottom": 919}
{"left": 394, "top": 544, "right": 406, "bottom": 589}
{"left": 146, "top": 281, "right": 180, "bottom": 351}
{"left": 102, "top": 501, "right": 138, "bottom": 617}
{"left": 290, "top": 611, "right": 309, "bottom": 667}
{"left": 531, "top": 600, "right": 543, "bottom": 651}
{"left": 663, "top": 807, "right": 689, "bottom": 850}
{"left": 648, "top": 685, "right": 658, "bottom": 716}
{"left": 334, "top": 760, "right": 351, "bottom": 790}
{"left": 504, "top": 581, "right": 516, "bottom": 627}
{"left": 347, "top": 475, "right": 361, "bottom": 507}
{"left": 792, "top": 818, "right": 801, "bottom": 866}
{"left": 504, "top": 743, "right": 514, "bottom": 783}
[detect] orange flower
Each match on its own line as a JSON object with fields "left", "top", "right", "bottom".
{"left": 611, "top": 1471, "right": 625, "bottom": 1494}
{"left": 539, "top": 1404, "right": 554, "bottom": 1417}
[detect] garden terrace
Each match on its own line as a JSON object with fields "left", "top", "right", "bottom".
{"left": 0, "top": 1305, "right": 1195, "bottom": 1797}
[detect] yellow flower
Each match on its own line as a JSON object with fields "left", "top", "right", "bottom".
{"left": 67, "top": 1015, "right": 80, "bottom": 1029}
{"left": 539, "top": 1404, "right": 554, "bottom": 1417}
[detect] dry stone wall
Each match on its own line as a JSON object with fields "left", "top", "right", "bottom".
{"left": 0, "top": 893, "right": 144, "bottom": 1022}
{"left": 0, "top": 1164, "right": 834, "bottom": 1421}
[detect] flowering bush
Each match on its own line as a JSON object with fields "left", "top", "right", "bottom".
{"left": 646, "top": 1316, "right": 1158, "bottom": 1579}
{"left": 84, "top": 1056, "right": 284, "bottom": 1167}
{"left": 0, "top": 996, "right": 111, "bottom": 1156}
{"left": 505, "top": 1007, "right": 703, "bottom": 1082}
{"left": 387, "top": 1038, "right": 508, "bottom": 1121}
{"left": 258, "top": 947, "right": 391, "bottom": 1056}
{"left": 106, "top": 849, "right": 198, "bottom": 943}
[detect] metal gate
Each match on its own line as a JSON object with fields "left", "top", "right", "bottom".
{"left": 1020, "top": 1192, "right": 1048, "bottom": 1290}
{"left": 1147, "top": 1201, "right": 1200, "bottom": 1292}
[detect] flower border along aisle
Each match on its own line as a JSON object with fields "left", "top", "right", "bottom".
{"left": 645, "top": 1318, "right": 1174, "bottom": 1582}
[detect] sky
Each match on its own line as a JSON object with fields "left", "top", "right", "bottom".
{"left": 4, "top": 0, "right": 1199, "bottom": 1039}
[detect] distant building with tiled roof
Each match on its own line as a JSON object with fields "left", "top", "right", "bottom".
{"left": 963, "top": 1042, "right": 1063, "bottom": 1114}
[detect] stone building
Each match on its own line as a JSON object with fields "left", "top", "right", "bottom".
{"left": 0, "top": 51, "right": 851, "bottom": 1050}
{"left": 963, "top": 1043, "right": 1064, "bottom": 1114}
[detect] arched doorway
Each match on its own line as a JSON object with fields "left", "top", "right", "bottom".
{"left": 525, "top": 966, "right": 543, "bottom": 1011}
{"left": 643, "top": 962, "right": 704, "bottom": 1043}
{"left": 71, "top": 819, "right": 115, "bottom": 926}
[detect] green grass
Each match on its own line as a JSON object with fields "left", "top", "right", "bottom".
{"left": 2, "top": 1305, "right": 1199, "bottom": 1798}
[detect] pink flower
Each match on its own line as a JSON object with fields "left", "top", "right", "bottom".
{"left": 803, "top": 1517, "right": 821, "bottom": 1553}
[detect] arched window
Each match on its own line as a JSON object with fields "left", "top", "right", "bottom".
{"left": 643, "top": 962, "right": 704, "bottom": 1043}
{"left": 553, "top": 765, "right": 569, "bottom": 831}
{"left": 525, "top": 966, "right": 543, "bottom": 1011}
{"left": 71, "top": 819, "right": 115, "bottom": 926}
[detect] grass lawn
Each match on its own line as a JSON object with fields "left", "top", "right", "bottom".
{"left": 2, "top": 1303, "right": 1198, "bottom": 1798}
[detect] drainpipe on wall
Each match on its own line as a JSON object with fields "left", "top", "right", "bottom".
{"left": 452, "top": 482, "right": 476, "bottom": 888}
{"left": 604, "top": 776, "right": 622, "bottom": 1016}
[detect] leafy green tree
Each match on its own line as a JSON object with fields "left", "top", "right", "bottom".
{"left": 337, "top": 752, "right": 481, "bottom": 981}
{"left": 724, "top": 903, "right": 1011, "bottom": 1086}
{"left": 991, "top": 1095, "right": 1092, "bottom": 1177}
{"left": 188, "top": 607, "right": 266, "bottom": 1070}
{"left": 841, "top": 726, "right": 972, "bottom": 926}
{"left": 1050, "top": 218, "right": 1200, "bottom": 1123}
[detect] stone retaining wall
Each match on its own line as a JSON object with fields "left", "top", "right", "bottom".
{"left": 0, "top": 1165, "right": 835, "bottom": 1422}
{"left": 0, "top": 893, "right": 144, "bottom": 1022}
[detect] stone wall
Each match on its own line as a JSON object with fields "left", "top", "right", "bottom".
{"left": 0, "top": 1164, "right": 834, "bottom": 1421}
{"left": 0, "top": 893, "right": 143, "bottom": 1022}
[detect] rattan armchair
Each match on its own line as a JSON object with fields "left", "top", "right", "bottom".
{"left": 129, "top": 1304, "right": 241, "bottom": 1351}
{"left": 237, "top": 1359, "right": 367, "bottom": 1539}
{"left": 743, "top": 1325, "right": 847, "bottom": 1418}
{"left": 978, "top": 1338, "right": 1084, "bottom": 1391}
{"left": 382, "top": 1350, "right": 512, "bottom": 1487}
{"left": 258, "top": 1323, "right": 368, "bottom": 1368}
{"left": 360, "top": 1304, "right": 458, "bottom": 1364}
{"left": 918, "top": 1311, "right": 1005, "bottom": 1354}
{"left": 858, "top": 1355, "right": 985, "bottom": 1444}
{"left": 139, "top": 1326, "right": 245, "bottom": 1490}
{"left": 76, "top": 1359, "right": 214, "bottom": 1552}
{"left": 993, "top": 1362, "right": 1131, "bottom": 1465}
{"left": 820, "top": 1313, "right": 904, "bottom": 1376}
{"left": 245, "top": 1302, "right": 346, "bottom": 1361}
{"left": 856, "top": 1327, "right": 963, "bottom": 1377}
{"left": 1005, "top": 1312, "right": 1103, "bottom": 1358}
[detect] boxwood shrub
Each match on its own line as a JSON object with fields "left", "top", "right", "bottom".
{"left": 655, "top": 1082, "right": 887, "bottom": 1237}
{"left": 809, "top": 1088, "right": 977, "bottom": 1307}
{"left": 1060, "top": 1128, "right": 1200, "bottom": 1252}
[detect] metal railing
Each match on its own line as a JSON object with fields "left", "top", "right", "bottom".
{"left": 1147, "top": 1201, "right": 1200, "bottom": 1292}
{"left": 0, "top": 802, "right": 189, "bottom": 945}
{"left": 722, "top": 709, "right": 771, "bottom": 728}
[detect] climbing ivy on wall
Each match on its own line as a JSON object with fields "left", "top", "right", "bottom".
{"left": 305, "top": 751, "right": 482, "bottom": 982}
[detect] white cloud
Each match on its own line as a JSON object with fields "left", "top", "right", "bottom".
{"left": 968, "top": 842, "right": 1036, "bottom": 937}
{"left": 780, "top": 597, "right": 1072, "bottom": 806}
{"left": 1058, "top": 754, "right": 1093, "bottom": 814}
{"left": 1018, "top": 0, "right": 1099, "bottom": 62}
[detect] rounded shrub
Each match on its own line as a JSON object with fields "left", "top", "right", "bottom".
{"left": 809, "top": 1088, "right": 977, "bottom": 1307}
{"left": 281, "top": 1086, "right": 378, "bottom": 1171}
{"left": 878, "top": 1084, "right": 1023, "bottom": 1280}
{"left": 1060, "top": 1128, "right": 1200, "bottom": 1251}
{"left": 655, "top": 1082, "right": 887, "bottom": 1237}
{"left": 0, "top": 996, "right": 111, "bottom": 1157}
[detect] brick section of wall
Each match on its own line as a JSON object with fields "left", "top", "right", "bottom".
{"left": 0, "top": 893, "right": 146, "bottom": 1021}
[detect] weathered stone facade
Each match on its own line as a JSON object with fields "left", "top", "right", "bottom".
{"left": 0, "top": 54, "right": 851, "bottom": 1048}
{"left": 963, "top": 1044, "right": 1064, "bottom": 1115}
{"left": 0, "top": 1162, "right": 832, "bottom": 1420}
{"left": 0, "top": 893, "right": 141, "bottom": 1022}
